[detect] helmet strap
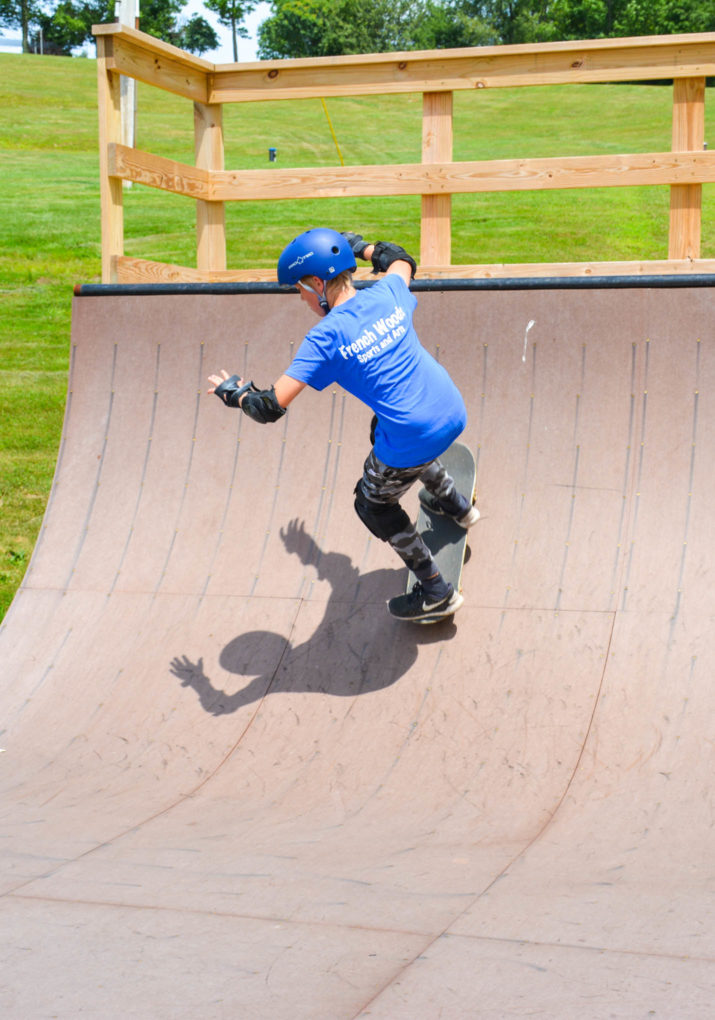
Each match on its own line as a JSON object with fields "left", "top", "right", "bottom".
{"left": 298, "top": 280, "right": 330, "bottom": 314}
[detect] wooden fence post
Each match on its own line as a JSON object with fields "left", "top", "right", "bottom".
{"left": 195, "top": 102, "right": 226, "bottom": 275}
{"left": 96, "top": 36, "right": 124, "bottom": 283}
{"left": 421, "top": 91, "right": 453, "bottom": 268}
{"left": 669, "top": 77, "right": 705, "bottom": 261}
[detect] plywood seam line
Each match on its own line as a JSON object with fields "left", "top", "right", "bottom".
{"left": 108, "top": 343, "right": 162, "bottom": 598}
{"left": 351, "top": 607, "right": 619, "bottom": 1018}
{"left": 197, "top": 341, "right": 248, "bottom": 607}
{"left": 7, "top": 882, "right": 715, "bottom": 965}
{"left": 152, "top": 344, "right": 204, "bottom": 597}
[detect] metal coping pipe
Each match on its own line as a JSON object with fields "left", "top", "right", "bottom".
{"left": 75, "top": 275, "right": 715, "bottom": 297}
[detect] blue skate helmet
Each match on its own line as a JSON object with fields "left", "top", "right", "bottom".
{"left": 277, "top": 228, "right": 356, "bottom": 286}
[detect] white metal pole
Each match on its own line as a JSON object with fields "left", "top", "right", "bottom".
{"left": 115, "top": 0, "right": 139, "bottom": 187}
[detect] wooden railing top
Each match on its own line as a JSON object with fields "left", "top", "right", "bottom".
{"left": 93, "top": 24, "right": 715, "bottom": 103}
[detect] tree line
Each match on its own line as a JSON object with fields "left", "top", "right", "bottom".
{"left": 258, "top": 1, "right": 714, "bottom": 59}
{"left": 2, "top": 0, "right": 714, "bottom": 59}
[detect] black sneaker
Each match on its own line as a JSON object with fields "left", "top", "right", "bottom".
{"left": 388, "top": 581, "right": 464, "bottom": 623}
{"left": 418, "top": 488, "right": 480, "bottom": 528}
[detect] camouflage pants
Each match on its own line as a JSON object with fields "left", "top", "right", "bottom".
{"left": 359, "top": 449, "right": 462, "bottom": 580}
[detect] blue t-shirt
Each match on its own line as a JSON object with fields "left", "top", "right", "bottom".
{"left": 286, "top": 274, "right": 467, "bottom": 468}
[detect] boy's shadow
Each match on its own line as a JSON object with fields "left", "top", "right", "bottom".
{"left": 170, "top": 519, "right": 455, "bottom": 715}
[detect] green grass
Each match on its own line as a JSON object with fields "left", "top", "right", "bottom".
{"left": 1, "top": 50, "right": 714, "bottom": 618}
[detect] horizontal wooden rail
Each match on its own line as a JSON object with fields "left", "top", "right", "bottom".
{"left": 213, "top": 150, "right": 715, "bottom": 199}
{"left": 209, "top": 37, "right": 715, "bottom": 103}
{"left": 114, "top": 254, "right": 715, "bottom": 285}
{"left": 94, "top": 24, "right": 715, "bottom": 102}
{"left": 95, "top": 25, "right": 211, "bottom": 103}
{"left": 110, "top": 142, "right": 715, "bottom": 201}
{"left": 109, "top": 144, "right": 210, "bottom": 197}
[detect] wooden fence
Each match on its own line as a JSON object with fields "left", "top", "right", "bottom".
{"left": 93, "top": 24, "right": 715, "bottom": 282}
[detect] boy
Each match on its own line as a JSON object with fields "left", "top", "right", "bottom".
{"left": 208, "top": 227, "right": 478, "bottom": 622}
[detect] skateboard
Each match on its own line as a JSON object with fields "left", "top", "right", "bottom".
{"left": 402, "top": 441, "right": 477, "bottom": 622}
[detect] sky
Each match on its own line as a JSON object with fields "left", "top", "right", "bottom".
{"left": 183, "top": 1, "right": 273, "bottom": 62}
{"left": 0, "top": 2, "right": 272, "bottom": 60}
{"left": 183, "top": 0, "right": 272, "bottom": 62}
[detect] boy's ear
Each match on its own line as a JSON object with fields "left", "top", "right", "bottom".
{"left": 300, "top": 274, "right": 323, "bottom": 292}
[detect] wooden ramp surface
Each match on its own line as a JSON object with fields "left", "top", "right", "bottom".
{"left": 1, "top": 283, "right": 714, "bottom": 1017}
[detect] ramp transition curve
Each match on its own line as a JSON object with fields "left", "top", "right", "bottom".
{"left": 1, "top": 281, "right": 714, "bottom": 1017}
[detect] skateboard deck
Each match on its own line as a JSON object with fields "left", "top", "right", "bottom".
{"left": 406, "top": 441, "right": 477, "bottom": 614}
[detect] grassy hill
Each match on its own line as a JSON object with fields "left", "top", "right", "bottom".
{"left": 1, "top": 50, "right": 713, "bottom": 618}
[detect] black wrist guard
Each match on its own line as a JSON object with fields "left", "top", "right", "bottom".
{"left": 213, "top": 376, "right": 286, "bottom": 424}
{"left": 213, "top": 374, "right": 244, "bottom": 407}
{"left": 370, "top": 241, "right": 417, "bottom": 279}
{"left": 240, "top": 384, "right": 287, "bottom": 424}
{"left": 341, "top": 231, "right": 369, "bottom": 259}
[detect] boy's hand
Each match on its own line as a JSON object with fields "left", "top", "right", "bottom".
{"left": 208, "top": 370, "right": 247, "bottom": 404}
{"left": 369, "top": 241, "right": 416, "bottom": 280}
{"left": 209, "top": 371, "right": 248, "bottom": 408}
{"left": 341, "top": 231, "right": 370, "bottom": 259}
{"left": 208, "top": 369, "right": 234, "bottom": 394}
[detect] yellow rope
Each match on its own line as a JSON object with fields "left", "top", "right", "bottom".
{"left": 320, "top": 97, "right": 345, "bottom": 166}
